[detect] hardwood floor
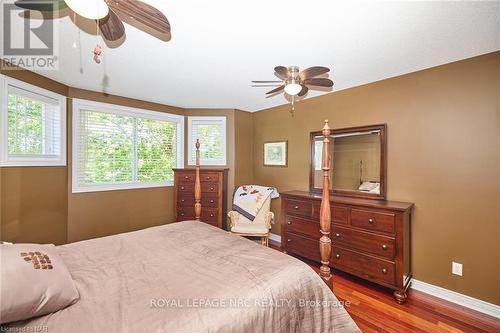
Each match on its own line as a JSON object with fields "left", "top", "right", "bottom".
{"left": 268, "top": 240, "right": 500, "bottom": 333}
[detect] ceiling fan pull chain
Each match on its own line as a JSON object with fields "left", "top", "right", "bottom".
{"left": 93, "top": 20, "right": 103, "bottom": 64}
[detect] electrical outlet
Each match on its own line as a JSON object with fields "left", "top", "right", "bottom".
{"left": 452, "top": 262, "right": 463, "bottom": 276}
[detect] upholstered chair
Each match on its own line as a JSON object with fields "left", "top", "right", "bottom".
{"left": 227, "top": 195, "right": 274, "bottom": 246}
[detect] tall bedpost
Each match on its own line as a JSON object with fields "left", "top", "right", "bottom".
{"left": 194, "top": 139, "right": 201, "bottom": 221}
{"left": 319, "top": 120, "right": 333, "bottom": 288}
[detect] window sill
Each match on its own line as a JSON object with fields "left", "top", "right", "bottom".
{"left": 0, "top": 159, "right": 66, "bottom": 167}
{"left": 72, "top": 181, "right": 174, "bottom": 194}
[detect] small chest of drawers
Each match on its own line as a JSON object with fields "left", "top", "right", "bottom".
{"left": 281, "top": 191, "right": 413, "bottom": 303}
{"left": 173, "top": 168, "right": 228, "bottom": 229}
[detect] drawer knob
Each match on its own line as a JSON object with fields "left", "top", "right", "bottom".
{"left": 382, "top": 244, "right": 387, "bottom": 250}
{"left": 206, "top": 177, "right": 211, "bottom": 180}
{"left": 335, "top": 254, "right": 340, "bottom": 259}
{"left": 180, "top": 213, "right": 185, "bottom": 216}
{"left": 335, "top": 233, "right": 340, "bottom": 238}
{"left": 210, "top": 214, "right": 214, "bottom": 217}
{"left": 210, "top": 187, "right": 214, "bottom": 191}
{"left": 181, "top": 199, "right": 185, "bottom": 203}
{"left": 287, "top": 239, "right": 291, "bottom": 242}
{"left": 382, "top": 268, "right": 387, "bottom": 274}
{"left": 210, "top": 200, "right": 214, "bottom": 203}
{"left": 184, "top": 176, "right": 189, "bottom": 179}
{"left": 181, "top": 186, "right": 185, "bottom": 190}
{"left": 287, "top": 221, "right": 291, "bottom": 225}
{"left": 294, "top": 205, "right": 299, "bottom": 209}
{"left": 368, "top": 218, "right": 374, "bottom": 224}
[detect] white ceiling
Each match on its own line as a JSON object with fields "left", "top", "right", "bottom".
{"left": 9, "top": 0, "right": 500, "bottom": 112}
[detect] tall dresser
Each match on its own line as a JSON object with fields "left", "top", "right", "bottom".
{"left": 281, "top": 191, "right": 413, "bottom": 303}
{"left": 173, "top": 168, "right": 228, "bottom": 229}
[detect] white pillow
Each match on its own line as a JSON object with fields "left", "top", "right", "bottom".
{"left": 0, "top": 243, "right": 80, "bottom": 324}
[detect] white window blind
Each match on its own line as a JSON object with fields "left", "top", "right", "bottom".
{"left": 0, "top": 75, "right": 66, "bottom": 166}
{"left": 72, "top": 99, "right": 184, "bottom": 193}
{"left": 187, "top": 116, "right": 226, "bottom": 166}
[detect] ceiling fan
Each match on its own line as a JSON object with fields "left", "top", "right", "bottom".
{"left": 14, "top": 0, "right": 170, "bottom": 42}
{"left": 252, "top": 66, "right": 333, "bottom": 115}
{"left": 253, "top": 66, "right": 333, "bottom": 96}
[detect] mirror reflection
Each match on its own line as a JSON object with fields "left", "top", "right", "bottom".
{"left": 312, "top": 129, "right": 382, "bottom": 195}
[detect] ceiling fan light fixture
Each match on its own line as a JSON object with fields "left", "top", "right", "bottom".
{"left": 284, "top": 82, "right": 302, "bottom": 96}
{"left": 64, "top": 0, "right": 109, "bottom": 20}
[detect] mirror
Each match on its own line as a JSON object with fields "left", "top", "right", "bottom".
{"left": 309, "top": 124, "right": 386, "bottom": 199}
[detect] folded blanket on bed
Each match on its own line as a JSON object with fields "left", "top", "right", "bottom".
{"left": 233, "top": 185, "right": 279, "bottom": 221}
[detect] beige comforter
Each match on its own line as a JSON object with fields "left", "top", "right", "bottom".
{"left": 8, "top": 221, "right": 359, "bottom": 332}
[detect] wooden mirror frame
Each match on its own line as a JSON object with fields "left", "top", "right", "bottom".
{"left": 309, "top": 124, "right": 387, "bottom": 200}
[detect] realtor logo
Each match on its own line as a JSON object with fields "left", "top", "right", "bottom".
{"left": 1, "top": 1, "right": 59, "bottom": 70}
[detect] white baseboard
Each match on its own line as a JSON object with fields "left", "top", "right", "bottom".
{"left": 268, "top": 233, "right": 281, "bottom": 243}
{"left": 410, "top": 279, "right": 500, "bottom": 319}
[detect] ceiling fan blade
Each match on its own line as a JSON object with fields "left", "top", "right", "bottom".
{"left": 252, "top": 84, "right": 282, "bottom": 87}
{"left": 108, "top": 0, "right": 170, "bottom": 38}
{"left": 266, "top": 85, "right": 284, "bottom": 95}
{"left": 303, "top": 78, "right": 334, "bottom": 87}
{"left": 251, "top": 80, "right": 283, "bottom": 83}
{"left": 99, "top": 9, "right": 125, "bottom": 41}
{"left": 274, "top": 66, "right": 289, "bottom": 79}
{"left": 297, "top": 85, "right": 308, "bottom": 97}
{"left": 299, "top": 66, "right": 330, "bottom": 80}
{"left": 14, "top": 0, "right": 66, "bottom": 11}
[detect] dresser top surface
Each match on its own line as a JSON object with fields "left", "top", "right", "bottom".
{"left": 282, "top": 190, "right": 414, "bottom": 212}
{"left": 173, "top": 168, "right": 229, "bottom": 172}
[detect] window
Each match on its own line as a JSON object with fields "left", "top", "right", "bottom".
{"left": 72, "top": 99, "right": 184, "bottom": 193}
{"left": 0, "top": 75, "right": 66, "bottom": 166}
{"left": 187, "top": 116, "right": 226, "bottom": 166}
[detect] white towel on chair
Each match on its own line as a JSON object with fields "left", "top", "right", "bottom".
{"left": 233, "top": 185, "right": 279, "bottom": 221}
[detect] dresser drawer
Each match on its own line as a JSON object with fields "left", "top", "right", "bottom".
{"left": 177, "top": 182, "right": 219, "bottom": 193}
{"left": 284, "top": 199, "right": 313, "bottom": 218}
{"left": 332, "top": 246, "right": 395, "bottom": 285}
{"left": 201, "top": 208, "right": 219, "bottom": 224}
{"left": 332, "top": 225, "right": 395, "bottom": 259}
{"left": 350, "top": 209, "right": 395, "bottom": 234}
{"left": 200, "top": 173, "right": 220, "bottom": 183}
{"left": 177, "top": 207, "right": 219, "bottom": 224}
{"left": 284, "top": 233, "right": 320, "bottom": 262}
{"left": 285, "top": 216, "right": 321, "bottom": 239}
{"left": 177, "top": 172, "right": 220, "bottom": 183}
{"left": 178, "top": 193, "right": 218, "bottom": 207}
{"left": 313, "top": 203, "right": 348, "bottom": 224}
{"left": 177, "top": 173, "right": 196, "bottom": 183}
{"left": 177, "top": 207, "right": 194, "bottom": 221}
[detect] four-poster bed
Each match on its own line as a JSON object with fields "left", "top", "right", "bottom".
{"left": 4, "top": 122, "right": 358, "bottom": 332}
{"left": 191, "top": 128, "right": 334, "bottom": 287}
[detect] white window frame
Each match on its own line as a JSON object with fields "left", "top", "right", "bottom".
{"left": 72, "top": 99, "right": 184, "bottom": 193}
{"left": 0, "top": 75, "right": 67, "bottom": 167}
{"left": 187, "top": 116, "right": 227, "bottom": 166}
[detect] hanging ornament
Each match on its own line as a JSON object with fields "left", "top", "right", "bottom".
{"left": 93, "top": 44, "right": 103, "bottom": 64}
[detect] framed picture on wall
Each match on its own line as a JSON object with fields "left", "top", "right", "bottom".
{"left": 263, "top": 141, "right": 288, "bottom": 167}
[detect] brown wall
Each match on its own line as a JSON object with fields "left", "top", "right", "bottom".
{"left": 0, "top": 64, "right": 69, "bottom": 244}
{"left": 234, "top": 110, "right": 254, "bottom": 186}
{"left": 252, "top": 52, "right": 500, "bottom": 304}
